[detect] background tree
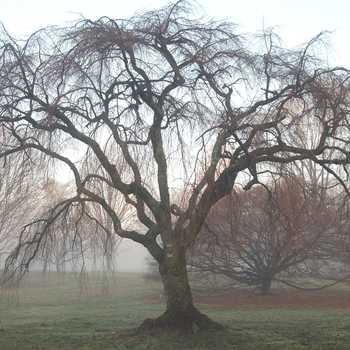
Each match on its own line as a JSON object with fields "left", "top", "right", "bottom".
{"left": 188, "top": 174, "right": 349, "bottom": 295}
{"left": 35, "top": 178, "right": 91, "bottom": 273}
{"left": 0, "top": 150, "right": 45, "bottom": 267}
{"left": 1, "top": 1, "right": 350, "bottom": 330}
{"left": 79, "top": 154, "right": 134, "bottom": 272}
{"left": 36, "top": 177, "right": 130, "bottom": 273}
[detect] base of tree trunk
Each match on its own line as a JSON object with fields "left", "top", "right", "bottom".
{"left": 138, "top": 307, "right": 225, "bottom": 333}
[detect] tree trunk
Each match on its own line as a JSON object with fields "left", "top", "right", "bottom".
{"left": 141, "top": 246, "right": 223, "bottom": 331}
{"left": 260, "top": 274, "right": 273, "bottom": 295}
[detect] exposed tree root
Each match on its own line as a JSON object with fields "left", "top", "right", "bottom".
{"left": 138, "top": 307, "right": 226, "bottom": 333}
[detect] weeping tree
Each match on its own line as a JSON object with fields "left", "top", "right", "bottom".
{"left": 0, "top": 151, "right": 45, "bottom": 266}
{"left": 80, "top": 153, "right": 134, "bottom": 273}
{"left": 37, "top": 178, "right": 123, "bottom": 273}
{"left": 1, "top": 0, "right": 350, "bottom": 330}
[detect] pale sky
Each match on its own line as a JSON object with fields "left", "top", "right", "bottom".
{"left": 1, "top": 0, "right": 349, "bottom": 66}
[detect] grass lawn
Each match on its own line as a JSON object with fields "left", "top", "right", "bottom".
{"left": 1, "top": 271, "right": 350, "bottom": 349}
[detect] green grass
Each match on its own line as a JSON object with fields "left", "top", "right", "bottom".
{"left": 1, "top": 271, "right": 350, "bottom": 349}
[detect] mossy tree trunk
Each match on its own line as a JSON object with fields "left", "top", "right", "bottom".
{"left": 143, "top": 240, "right": 222, "bottom": 331}
{"left": 158, "top": 248, "right": 194, "bottom": 321}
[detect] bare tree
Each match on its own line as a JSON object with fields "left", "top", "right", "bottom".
{"left": 0, "top": 150, "right": 44, "bottom": 266}
{"left": 38, "top": 177, "right": 128, "bottom": 273}
{"left": 1, "top": 1, "right": 350, "bottom": 330}
{"left": 34, "top": 178, "right": 86, "bottom": 272}
{"left": 80, "top": 158, "right": 133, "bottom": 272}
{"left": 188, "top": 175, "right": 349, "bottom": 295}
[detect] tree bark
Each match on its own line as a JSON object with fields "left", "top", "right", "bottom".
{"left": 158, "top": 248, "right": 193, "bottom": 316}
{"left": 141, "top": 245, "right": 223, "bottom": 331}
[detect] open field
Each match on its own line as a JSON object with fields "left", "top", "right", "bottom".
{"left": 1, "top": 272, "right": 350, "bottom": 349}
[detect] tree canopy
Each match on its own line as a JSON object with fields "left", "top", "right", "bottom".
{"left": 1, "top": 0, "right": 350, "bottom": 330}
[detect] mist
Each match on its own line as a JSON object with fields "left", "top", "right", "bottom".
{"left": 115, "top": 241, "right": 148, "bottom": 272}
